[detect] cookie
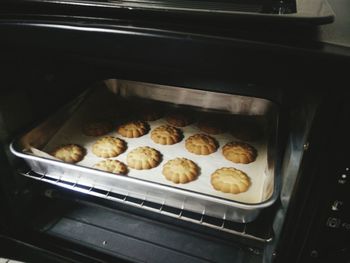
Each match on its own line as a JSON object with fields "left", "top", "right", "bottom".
{"left": 127, "top": 146, "right": 161, "bottom": 170}
{"left": 197, "top": 120, "right": 224, "bottom": 135}
{"left": 211, "top": 167, "right": 251, "bottom": 194}
{"left": 166, "top": 113, "right": 192, "bottom": 127}
{"left": 185, "top": 134, "right": 218, "bottom": 155}
{"left": 162, "top": 158, "right": 199, "bottom": 184}
{"left": 51, "top": 144, "right": 86, "bottom": 163}
{"left": 83, "top": 121, "right": 112, "bottom": 137}
{"left": 222, "top": 141, "right": 257, "bottom": 164}
{"left": 92, "top": 136, "right": 126, "bottom": 158}
{"left": 117, "top": 121, "right": 149, "bottom": 138}
{"left": 230, "top": 117, "right": 263, "bottom": 141}
{"left": 151, "top": 125, "right": 182, "bottom": 145}
{"left": 94, "top": 159, "right": 128, "bottom": 175}
{"left": 139, "top": 107, "right": 162, "bottom": 121}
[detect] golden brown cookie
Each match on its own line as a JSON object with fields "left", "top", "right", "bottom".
{"left": 162, "top": 158, "right": 199, "bottom": 184}
{"left": 185, "top": 134, "right": 218, "bottom": 155}
{"left": 230, "top": 117, "right": 263, "bottom": 141}
{"left": 222, "top": 141, "right": 257, "bottom": 164}
{"left": 127, "top": 146, "right": 161, "bottom": 170}
{"left": 94, "top": 159, "right": 128, "bottom": 175}
{"left": 151, "top": 125, "right": 182, "bottom": 145}
{"left": 166, "top": 113, "right": 192, "bottom": 127}
{"left": 139, "top": 107, "right": 162, "bottom": 121}
{"left": 117, "top": 121, "right": 149, "bottom": 138}
{"left": 92, "top": 136, "right": 126, "bottom": 158}
{"left": 211, "top": 167, "right": 251, "bottom": 194}
{"left": 51, "top": 144, "right": 86, "bottom": 163}
{"left": 197, "top": 120, "right": 224, "bottom": 135}
{"left": 83, "top": 121, "right": 112, "bottom": 137}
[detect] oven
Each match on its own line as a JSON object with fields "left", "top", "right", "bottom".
{"left": 0, "top": 0, "right": 349, "bottom": 262}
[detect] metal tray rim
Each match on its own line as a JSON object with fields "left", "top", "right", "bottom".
{"left": 9, "top": 81, "right": 281, "bottom": 223}
{"left": 25, "top": 0, "right": 335, "bottom": 25}
{"left": 10, "top": 140, "right": 280, "bottom": 210}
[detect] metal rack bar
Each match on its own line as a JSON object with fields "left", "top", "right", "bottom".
{"left": 20, "top": 170, "right": 272, "bottom": 243}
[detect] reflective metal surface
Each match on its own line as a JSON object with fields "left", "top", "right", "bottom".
{"left": 10, "top": 80, "right": 280, "bottom": 223}
{"left": 18, "top": 0, "right": 334, "bottom": 24}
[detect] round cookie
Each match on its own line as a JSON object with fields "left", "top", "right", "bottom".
{"left": 197, "top": 120, "right": 224, "bottom": 135}
{"left": 127, "top": 146, "right": 161, "bottom": 170}
{"left": 117, "top": 121, "right": 149, "bottom": 138}
{"left": 94, "top": 159, "right": 128, "bottom": 175}
{"left": 162, "top": 158, "right": 199, "bottom": 184}
{"left": 92, "top": 136, "right": 126, "bottom": 158}
{"left": 230, "top": 118, "right": 263, "bottom": 141}
{"left": 222, "top": 141, "right": 257, "bottom": 164}
{"left": 51, "top": 144, "right": 86, "bottom": 163}
{"left": 83, "top": 121, "right": 112, "bottom": 137}
{"left": 211, "top": 167, "right": 251, "bottom": 194}
{"left": 139, "top": 107, "right": 162, "bottom": 121}
{"left": 151, "top": 125, "right": 182, "bottom": 145}
{"left": 185, "top": 134, "right": 218, "bottom": 155}
{"left": 166, "top": 113, "right": 192, "bottom": 127}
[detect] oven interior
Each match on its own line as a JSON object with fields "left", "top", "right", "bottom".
{"left": 0, "top": 46, "right": 338, "bottom": 263}
{"left": 0, "top": 0, "right": 335, "bottom": 25}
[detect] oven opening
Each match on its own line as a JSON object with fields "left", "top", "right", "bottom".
{"left": 11, "top": 78, "right": 279, "bottom": 220}
{"left": 0, "top": 68, "right": 319, "bottom": 262}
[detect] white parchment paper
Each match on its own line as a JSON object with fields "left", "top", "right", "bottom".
{"left": 39, "top": 90, "right": 270, "bottom": 205}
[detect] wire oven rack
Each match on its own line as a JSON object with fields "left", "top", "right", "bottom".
{"left": 19, "top": 169, "right": 274, "bottom": 243}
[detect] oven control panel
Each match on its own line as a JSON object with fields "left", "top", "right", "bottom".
{"left": 306, "top": 100, "right": 350, "bottom": 262}
{"left": 317, "top": 166, "right": 350, "bottom": 262}
{"left": 305, "top": 169, "right": 350, "bottom": 262}
{"left": 325, "top": 168, "right": 348, "bottom": 231}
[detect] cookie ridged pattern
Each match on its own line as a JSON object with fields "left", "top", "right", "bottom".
{"left": 222, "top": 141, "right": 257, "bottom": 164}
{"left": 94, "top": 159, "right": 128, "bottom": 175}
{"left": 162, "top": 158, "right": 199, "bottom": 184}
{"left": 117, "top": 121, "right": 149, "bottom": 138}
{"left": 151, "top": 125, "right": 182, "bottom": 145}
{"left": 185, "top": 134, "right": 218, "bottom": 155}
{"left": 92, "top": 136, "right": 126, "bottom": 158}
{"left": 127, "top": 146, "right": 161, "bottom": 170}
{"left": 51, "top": 144, "right": 86, "bottom": 163}
{"left": 211, "top": 167, "right": 251, "bottom": 194}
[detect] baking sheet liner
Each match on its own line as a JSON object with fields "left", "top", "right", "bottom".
{"left": 36, "top": 88, "right": 270, "bottom": 204}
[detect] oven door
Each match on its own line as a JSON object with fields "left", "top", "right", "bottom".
{"left": 0, "top": 26, "right": 279, "bottom": 263}
{"left": 0, "top": 4, "right": 348, "bottom": 263}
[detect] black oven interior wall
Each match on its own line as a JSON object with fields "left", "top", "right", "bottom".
{"left": 0, "top": 43, "right": 346, "bottom": 262}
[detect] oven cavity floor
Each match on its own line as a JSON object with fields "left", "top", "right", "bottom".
{"left": 27, "top": 180, "right": 276, "bottom": 263}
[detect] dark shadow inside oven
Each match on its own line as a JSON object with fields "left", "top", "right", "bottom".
{"left": 0, "top": 46, "right": 323, "bottom": 263}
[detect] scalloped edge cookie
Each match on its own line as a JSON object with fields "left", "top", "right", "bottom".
{"left": 166, "top": 113, "right": 193, "bottom": 127}
{"left": 162, "top": 158, "right": 199, "bottom": 184}
{"left": 51, "top": 144, "right": 86, "bottom": 163}
{"left": 127, "top": 146, "right": 161, "bottom": 170}
{"left": 83, "top": 121, "right": 113, "bottom": 137}
{"left": 92, "top": 136, "right": 126, "bottom": 158}
{"left": 211, "top": 167, "right": 251, "bottom": 194}
{"left": 151, "top": 125, "right": 182, "bottom": 145}
{"left": 197, "top": 120, "right": 224, "bottom": 135}
{"left": 94, "top": 159, "right": 128, "bottom": 175}
{"left": 117, "top": 121, "right": 149, "bottom": 138}
{"left": 185, "top": 134, "right": 218, "bottom": 155}
{"left": 222, "top": 141, "right": 257, "bottom": 164}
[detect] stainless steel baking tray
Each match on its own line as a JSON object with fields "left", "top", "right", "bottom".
{"left": 30, "top": 0, "right": 335, "bottom": 25}
{"left": 10, "top": 79, "right": 280, "bottom": 223}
